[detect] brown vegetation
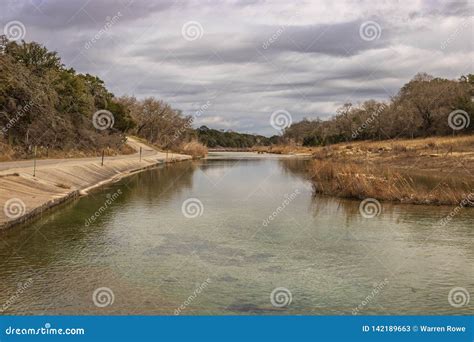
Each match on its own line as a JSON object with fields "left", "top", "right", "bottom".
{"left": 310, "top": 135, "right": 474, "bottom": 173}
{"left": 282, "top": 73, "right": 473, "bottom": 146}
{"left": 0, "top": 37, "right": 134, "bottom": 158}
{"left": 311, "top": 160, "right": 472, "bottom": 205}
{"left": 251, "top": 144, "right": 313, "bottom": 155}
{"left": 0, "top": 140, "right": 134, "bottom": 161}
{"left": 180, "top": 140, "right": 208, "bottom": 159}
{"left": 117, "top": 96, "right": 193, "bottom": 148}
{"left": 309, "top": 135, "right": 474, "bottom": 205}
{"left": 0, "top": 37, "right": 201, "bottom": 161}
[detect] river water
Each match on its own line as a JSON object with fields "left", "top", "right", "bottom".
{"left": 0, "top": 153, "right": 472, "bottom": 315}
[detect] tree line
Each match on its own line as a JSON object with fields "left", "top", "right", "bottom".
{"left": 0, "top": 34, "right": 275, "bottom": 155}
{"left": 196, "top": 126, "right": 274, "bottom": 148}
{"left": 0, "top": 36, "right": 135, "bottom": 153}
{"left": 0, "top": 37, "right": 197, "bottom": 157}
{"left": 1, "top": 37, "right": 472, "bottom": 157}
{"left": 282, "top": 73, "right": 474, "bottom": 146}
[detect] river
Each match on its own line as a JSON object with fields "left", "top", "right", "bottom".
{"left": 0, "top": 152, "right": 472, "bottom": 315}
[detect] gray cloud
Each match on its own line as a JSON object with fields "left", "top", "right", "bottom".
{"left": 8, "top": 0, "right": 178, "bottom": 29}
{"left": 1, "top": 0, "right": 472, "bottom": 135}
{"left": 258, "top": 20, "right": 390, "bottom": 56}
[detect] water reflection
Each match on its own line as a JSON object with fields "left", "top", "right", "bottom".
{"left": 0, "top": 154, "right": 472, "bottom": 315}
{"left": 0, "top": 162, "right": 198, "bottom": 314}
{"left": 278, "top": 157, "right": 312, "bottom": 180}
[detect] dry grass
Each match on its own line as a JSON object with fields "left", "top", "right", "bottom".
{"left": 252, "top": 136, "right": 474, "bottom": 206}
{"left": 310, "top": 135, "right": 474, "bottom": 174}
{"left": 55, "top": 183, "right": 71, "bottom": 189}
{"left": 311, "top": 160, "right": 473, "bottom": 206}
{"left": 0, "top": 140, "right": 135, "bottom": 161}
{"left": 36, "top": 145, "right": 135, "bottom": 159}
{"left": 352, "top": 135, "right": 474, "bottom": 153}
{"left": 0, "top": 141, "right": 16, "bottom": 161}
{"left": 309, "top": 135, "right": 474, "bottom": 205}
{"left": 180, "top": 140, "right": 208, "bottom": 159}
{"left": 255, "top": 135, "right": 474, "bottom": 158}
{"left": 252, "top": 145, "right": 313, "bottom": 155}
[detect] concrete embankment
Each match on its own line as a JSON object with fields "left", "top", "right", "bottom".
{"left": 0, "top": 140, "right": 191, "bottom": 230}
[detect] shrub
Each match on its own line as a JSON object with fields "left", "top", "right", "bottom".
{"left": 181, "top": 140, "right": 208, "bottom": 159}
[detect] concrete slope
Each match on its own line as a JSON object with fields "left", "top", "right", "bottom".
{"left": 0, "top": 137, "right": 191, "bottom": 229}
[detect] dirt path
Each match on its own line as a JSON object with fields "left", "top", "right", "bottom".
{"left": 0, "top": 137, "right": 191, "bottom": 229}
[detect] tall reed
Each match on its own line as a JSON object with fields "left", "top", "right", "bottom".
{"left": 310, "top": 160, "right": 472, "bottom": 206}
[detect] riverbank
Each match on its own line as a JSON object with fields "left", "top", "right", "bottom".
{"left": 311, "top": 160, "right": 473, "bottom": 206}
{"left": 252, "top": 135, "right": 474, "bottom": 205}
{"left": 0, "top": 138, "right": 136, "bottom": 162}
{"left": 0, "top": 137, "right": 191, "bottom": 230}
{"left": 308, "top": 136, "right": 474, "bottom": 205}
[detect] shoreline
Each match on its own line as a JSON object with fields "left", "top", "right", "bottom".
{"left": 0, "top": 138, "right": 192, "bottom": 231}
{"left": 252, "top": 135, "right": 474, "bottom": 206}
{"left": 0, "top": 158, "right": 191, "bottom": 231}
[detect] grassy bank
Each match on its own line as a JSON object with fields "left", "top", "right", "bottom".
{"left": 254, "top": 135, "right": 474, "bottom": 205}
{"left": 251, "top": 145, "right": 313, "bottom": 155}
{"left": 308, "top": 135, "right": 474, "bottom": 205}
{"left": 311, "top": 160, "right": 473, "bottom": 206}
{"left": 0, "top": 140, "right": 135, "bottom": 162}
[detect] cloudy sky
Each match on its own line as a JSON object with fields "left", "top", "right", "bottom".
{"left": 2, "top": 0, "right": 473, "bottom": 135}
